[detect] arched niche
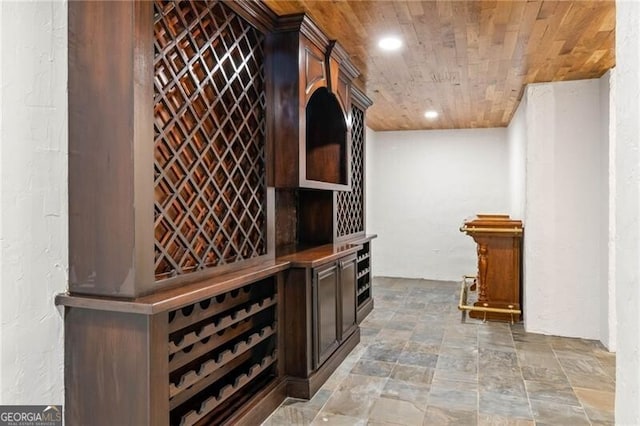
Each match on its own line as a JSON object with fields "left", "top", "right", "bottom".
{"left": 305, "top": 87, "right": 348, "bottom": 185}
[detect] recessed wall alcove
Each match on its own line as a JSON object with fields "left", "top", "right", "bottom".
{"left": 305, "top": 88, "right": 348, "bottom": 186}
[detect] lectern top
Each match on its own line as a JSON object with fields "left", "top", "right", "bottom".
{"left": 460, "top": 214, "right": 523, "bottom": 236}
{"left": 463, "top": 214, "right": 523, "bottom": 228}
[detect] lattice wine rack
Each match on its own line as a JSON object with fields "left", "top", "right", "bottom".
{"left": 168, "top": 276, "right": 278, "bottom": 425}
{"left": 336, "top": 105, "right": 365, "bottom": 238}
{"left": 154, "top": 0, "right": 267, "bottom": 281}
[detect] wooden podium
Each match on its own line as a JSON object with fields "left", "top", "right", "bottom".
{"left": 460, "top": 214, "right": 523, "bottom": 322}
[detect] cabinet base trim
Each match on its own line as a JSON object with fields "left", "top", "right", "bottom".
{"left": 223, "top": 377, "right": 288, "bottom": 426}
{"left": 356, "top": 298, "right": 374, "bottom": 324}
{"left": 287, "top": 328, "right": 360, "bottom": 399}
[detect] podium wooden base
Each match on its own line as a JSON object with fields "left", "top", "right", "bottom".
{"left": 459, "top": 215, "right": 523, "bottom": 323}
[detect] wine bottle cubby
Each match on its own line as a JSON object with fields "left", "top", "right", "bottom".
{"left": 153, "top": 0, "right": 268, "bottom": 283}
{"left": 356, "top": 241, "right": 374, "bottom": 322}
{"left": 168, "top": 277, "right": 278, "bottom": 425}
{"left": 337, "top": 104, "right": 366, "bottom": 239}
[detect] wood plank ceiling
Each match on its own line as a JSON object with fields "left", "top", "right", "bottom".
{"left": 262, "top": 0, "right": 616, "bottom": 131}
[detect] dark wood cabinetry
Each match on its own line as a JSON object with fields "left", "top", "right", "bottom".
{"left": 60, "top": 1, "right": 374, "bottom": 424}
{"left": 355, "top": 239, "right": 375, "bottom": 323}
{"left": 340, "top": 256, "right": 357, "bottom": 336}
{"left": 267, "top": 15, "right": 358, "bottom": 191}
{"left": 280, "top": 245, "right": 361, "bottom": 399}
{"left": 315, "top": 253, "right": 357, "bottom": 367}
{"left": 315, "top": 262, "right": 340, "bottom": 366}
{"left": 59, "top": 264, "right": 289, "bottom": 426}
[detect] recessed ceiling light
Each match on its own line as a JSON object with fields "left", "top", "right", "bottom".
{"left": 424, "top": 110, "right": 439, "bottom": 119}
{"left": 378, "top": 36, "right": 402, "bottom": 51}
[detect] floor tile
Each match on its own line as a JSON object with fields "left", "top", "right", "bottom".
{"left": 427, "top": 384, "right": 477, "bottom": 411}
{"left": 423, "top": 406, "right": 477, "bottom": 425}
{"left": 351, "top": 359, "right": 395, "bottom": 378}
{"left": 524, "top": 379, "right": 580, "bottom": 405}
{"left": 530, "top": 399, "right": 590, "bottom": 425}
{"left": 361, "top": 340, "right": 406, "bottom": 363}
{"left": 263, "top": 405, "right": 318, "bottom": 426}
{"left": 477, "top": 413, "right": 535, "bottom": 425}
{"left": 478, "top": 374, "right": 527, "bottom": 398}
{"left": 263, "top": 277, "right": 616, "bottom": 426}
{"left": 390, "top": 364, "right": 435, "bottom": 386}
{"left": 397, "top": 343, "right": 439, "bottom": 368}
{"left": 478, "top": 392, "right": 532, "bottom": 419}
{"left": 369, "top": 397, "right": 425, "bottom": 425}
{"left": 574, "top": 387, "right": 615, "bottom": 423}
{"left": 310, "top": 413, "right": 367, "bottom": 425}
{"left": 381, "top": 379, "right": 430, "bottom": 408}
{"left": 321, "top": 374, "right": 386, "bottom": 418}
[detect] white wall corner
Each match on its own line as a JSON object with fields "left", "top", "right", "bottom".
{"left": 615, "top": 0, "right": 640, "bottom": 423}
{"left": 365, "top": 126, "right": 376, "bottom": 236}
{"left": 523, "top": 80, "right": 605, "bottom": 340}
{"left": 601, "top": 69, "right": 616, "bottom": 352}
{"left": 0, "top": 0, "right": 4, "bottom": 404}
{"left": 0, "top": 0, "right": 68, "bottom": 405}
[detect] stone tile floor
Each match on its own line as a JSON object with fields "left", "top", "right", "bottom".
{"left": 263, "top": 277, "right": 615, "bottom": 425}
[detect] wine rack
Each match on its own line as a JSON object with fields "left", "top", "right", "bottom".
{"left": 167, "top": 276, "right": 278, "bottom": 426}
{"left": 336, "top": 105, "right": 365, "bottom": 239}
{"left": 65, "top": 0, "right": 373, "bottom": 423}
{"left": 154, "top": 0, "right": 268, "bottom": 281}
{"left": 356, "top": 241, "right": 373, "bottom": 322}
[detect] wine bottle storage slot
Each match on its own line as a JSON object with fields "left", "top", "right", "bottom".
{"left": 168, "top": 287, "right": 254, "bottom": 333}
{"left": 167, "top": 275, "right": 278, "bottom": 426}
{"left": 355, "top": 242, "right": 372, "bottom": 312}
{"left": 170, "top": 325, "right": 276, "bottom": 401}
{"left": 174, "top": 352, "right": 277, "bottom": 426}
{"left": 357, "top": 282, "right": 371, "bottom": 297}
{"left": 356, "top": 268, "right": 370, "bottom": 280}
{"left": 168, "top": 295, "right": 277, "bottom": 354}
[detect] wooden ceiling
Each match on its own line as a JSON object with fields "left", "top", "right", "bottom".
{"left": 262, "top": 0, "right": 616, "bottom": 131}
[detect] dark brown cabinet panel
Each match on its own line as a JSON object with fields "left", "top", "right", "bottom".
{"left": 281, "top": 246, "right": 361, "bottom": 399}
{"left": 339, "top": 255, "right": 357, "bottom": 337}
{"left": 314, "top": 263, "right": 340, "bottom": 367}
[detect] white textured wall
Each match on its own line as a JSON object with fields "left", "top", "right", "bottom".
{"left": 368, "top": 128, "right": 509, "bottom": 281}
{"left": 600, "top": 70, "right": 615, "bottom": 351}
{"left": 507, "top": 95, "right": 527, "bottom": 220}
{"left": 523, "top": 79, "right": 605, "bottom": 340}
{"left": 615, "top": 1, "right": 640, "bottom": 422}
{"left": 0, "top": 1, "right": 67, "bottom": 404}
{"left": 365, "top": 126, "right": 376, "bottom": 234}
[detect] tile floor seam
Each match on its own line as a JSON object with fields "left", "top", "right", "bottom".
{"left": 551, "top": 345, "right": 594, "bottom": 426}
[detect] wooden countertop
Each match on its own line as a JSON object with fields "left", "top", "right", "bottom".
{"left": 56, "top": 235, "right": 378, "bottom": 314}
{"left": 56, "top": 259, "right": 290, "bottom": 314}
{"left": 277, "top": 242, "right": 363, "bottom": 268}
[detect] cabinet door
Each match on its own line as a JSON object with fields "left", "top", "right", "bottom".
{"left": 339, "top": 255, "right": 357, "bottom": 338}
{"left": 314, "top": 263, "right": 339, "bottom": 367}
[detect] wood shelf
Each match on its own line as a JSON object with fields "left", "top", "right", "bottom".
{"left": 169, "top": 318, "right": 255, "bottom": 372}
{"left": 168, "top": 295, "right": 277, "bottom": 355}
{"left": 357, "top": 282, "right": 371, "bottom": 297}
{"left": 168, "top": 287, "right": 253, "bottom": 333}
{"left": 357, "top": 268, "right": 370, "bottom": 280}
{"left": 178, "top": 352, "right": 278, "bottom": 426}
{"left": 170, "top": 324, "right": 276, "bottom": 400}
